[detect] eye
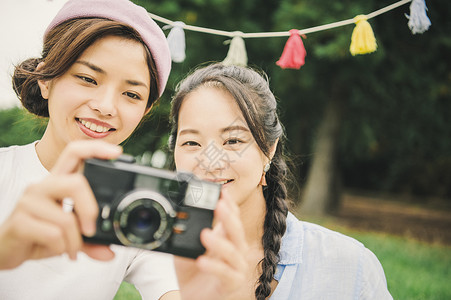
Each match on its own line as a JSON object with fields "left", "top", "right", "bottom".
{"left": 224, "top": 138, "right": 243, "bottom": 145}
{"left": 182, "top": 141, "right": 200, "bottom": 147}
{"left": 124, "top": 91, "right": 142, "bottom": 100}
{"left": 76, "top": 75, "right": 97, "bottom": 85}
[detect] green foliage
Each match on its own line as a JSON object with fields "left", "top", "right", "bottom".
{"left": 114, "top": 282, "right": 140, "bottom": 300}
{"left": 0, "top": 107, "right": 47, "bottom": 147}
{"left": 121, "top": 102, "right": 171, "bottom": 157}
{"left": 1, "top": 0, "right": 450, "bottom": 201}
{"left": 343, "top": 231, "right": 451, "bottom": 300}
{"left": 336, "top": 2, "right": 451, "bottom": 198}
{"left": 269, "top": 0, "right": 451, "bottom": 199}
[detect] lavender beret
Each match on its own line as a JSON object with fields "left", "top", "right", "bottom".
{"left": 45, "top": 0, "right": 171, "bottom": 97}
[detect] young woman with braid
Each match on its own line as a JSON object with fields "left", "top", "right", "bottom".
{"left": 169, "top": 63, "right": 393, "bottom": 299}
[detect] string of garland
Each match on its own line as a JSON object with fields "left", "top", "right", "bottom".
{"left": 149, "top": 0, "right": 431, "bottom": 69}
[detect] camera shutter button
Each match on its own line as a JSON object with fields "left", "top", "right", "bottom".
{"left": 101, "top": 205, "right": 111, "bottom": 219}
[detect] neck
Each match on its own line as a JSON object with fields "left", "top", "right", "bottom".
{"left": 239, "top": 187, "right": 267, "bottom": 249}
{"left": 35, "top": 124, "right": 68, "bottom": 171}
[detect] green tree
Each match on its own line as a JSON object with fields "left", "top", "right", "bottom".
{"left": 2, "top": 0, "right": 449, "bottom": 211}
{"left": 0, "top": 107, "right": 47, "bottom": 147}
{"left": 270, "top": 0, "right": 451, "bottom": 213}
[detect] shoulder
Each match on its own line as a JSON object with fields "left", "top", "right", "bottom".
{"left": 282, "top": 212, "right": 366, "bottom": 258}
{"left": 280, "top": 212, "right": 391, "bottom": 299}
{"left": 0, "top": 141, "right": 46, "bottom": 220}
{"left": 0, "top": 142, "right": 37, "bottom": 162}
{"left": 301, "top": 218, "right": 365, "bottom": 251}
{"left": 0, "top": 142, "right": 35, "bottom": 184}
{"left": 0, "top": 141, "right": 42, "bottom": 179}
{"left": 0, "top": 143, "right": 23, "bottom": 157}
{"left": 286, "top": 212, "right": 377, "bottom": 264}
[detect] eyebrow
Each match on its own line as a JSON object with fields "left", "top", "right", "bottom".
{"left": 74, "top": 60, "right": 149, "bottom": 89}
{"left": 75, "top": 60, "right": 105, "bottom": 74}
{"left": 178, "top": 125, "right": 250, "bottom": 136}
{"left": 221, "top": 125, "right": 250, "bottom": 133}
{"left": 178, "top": 129, "right": 199, "bottom": 136}
{"left": 125, "top": 79, "right": 148, "bottom": 89}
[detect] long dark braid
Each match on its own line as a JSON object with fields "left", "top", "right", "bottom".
{"left": 168, "top": 63, "right": 290, "bottom": 299}
{"left": 256, "top": 148, "right": 289, "bottom": 299}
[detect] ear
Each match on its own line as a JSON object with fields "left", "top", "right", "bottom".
{"left": 36, "top": 62, "right": 50, "bottom": 100}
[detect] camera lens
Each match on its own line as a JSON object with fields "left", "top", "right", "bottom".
{"left": 128, "top": 205, "right": 160, "bottom": 237}
{"left": 118, "top": 200, "right": 166, "bottom": 245}
{"left": 114, "top": 190, "right": 176, "bottom": 249}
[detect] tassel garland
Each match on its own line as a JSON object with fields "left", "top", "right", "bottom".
{"left": 165, "top": 21, "right": 186, "bottom": 63}
{"left": 350, "top": 15, "right": 377, "bottom": 56}
{"left": 406, "top": 0, "right": 431, "bottom": 34}
{"left": 146, "top": 0, "right": 430, "bottom": 71}
{"left": 223, "top": 34, "right": 248, "bottom": 66}
{"left": 276, "top": 29, "right": 307, "bottom": 70}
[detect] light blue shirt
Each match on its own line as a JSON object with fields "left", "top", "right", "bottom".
{"left": 270, "top": 213, "right": 393, "bottom": 300}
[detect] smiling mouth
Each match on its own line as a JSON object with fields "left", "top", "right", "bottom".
{"left": 217, "top": 179, "right": 234, "bottom": 185}
{"left": 76, "top": 118, "right": 115, "bottom": 133}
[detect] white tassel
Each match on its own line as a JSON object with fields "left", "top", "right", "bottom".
{"left": 406, "top": 0, "right": 431, "bottom": 34}
{"left": 165, "top": 21, "right": 186, "bottom": 63}
{"left": 223, "top": 33, "right": 248, "bottom": 66}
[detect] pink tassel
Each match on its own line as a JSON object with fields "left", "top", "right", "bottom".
{"left": 276, "top": 29, "right": 307, "bottom": 69}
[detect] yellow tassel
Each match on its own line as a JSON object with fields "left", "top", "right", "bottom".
{"left": 350, "top": 15, "right": 377, "bottom": 56}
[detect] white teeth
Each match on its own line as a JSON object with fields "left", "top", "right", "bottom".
{"left": 79, "top": 119, "right": 110, "bottom": 133}
{"left": 218, "top": 180, "right": 231, "bottom": 185}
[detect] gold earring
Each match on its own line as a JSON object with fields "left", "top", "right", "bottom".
{"left": 259, "top": 161, "right": 271, "bottom": 186}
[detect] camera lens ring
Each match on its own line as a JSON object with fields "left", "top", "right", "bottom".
{"left": 113, "top": 189, "right": 176, "bottom": 249}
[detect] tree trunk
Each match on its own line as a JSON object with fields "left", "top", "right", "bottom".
{"left": 297, "top": 83, "right": 343, "bottom": 216}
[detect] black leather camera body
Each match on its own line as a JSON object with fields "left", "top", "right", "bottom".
{"left": 83, "top": 156, "right": 220, "bottom": 258}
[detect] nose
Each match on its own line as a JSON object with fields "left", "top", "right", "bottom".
{"left": 196, "top": 141, "right": 230, "bottom": 176}
{"left": 89, "top": 87, "right": 118, "bottom": 117}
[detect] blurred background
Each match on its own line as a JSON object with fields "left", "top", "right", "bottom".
{"left": 1, "top": 1, "right": 450, "bottom": 299}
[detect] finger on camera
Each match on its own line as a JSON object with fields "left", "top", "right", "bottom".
{"left": 17, "top": 213, "right": 68, "bottom": 258}
{"left": 20, "top": 192, "right": 82, "bottom": 260}
{"left": 52, "top": 140, "right": 122, "bottom": 175}
{"left": 200, "top": 228, "right": 245, "bottom": 269}
{"left": 81, "top": 244, "right": 115, "bottom": 261}
{"left": 0, "top": 211, "right": 66, "bottom": 267}
{"left": 34, "top": 174, "right": 99, "bottom": 236}
{"left": 214, "top": 201, "right": 247, "bottom": 252}
{"left": 197, "top": 255, "right": 244, "bottom": 285}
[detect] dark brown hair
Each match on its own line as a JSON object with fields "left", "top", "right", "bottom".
{"left": 169, "top": 63, "right": 289, "bottom": 299}
{"left": 12, "top": 18, "right": 159, "bottom": 117}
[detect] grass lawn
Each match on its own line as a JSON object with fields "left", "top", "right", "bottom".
{"left": 114, "top": 282, "right": 140, "bottom": 300}
{"left": 310, "top": 218, "right": 451, "bottom": 300}
{"left": 114, "top": 224, "right": 451, "bottom": 300}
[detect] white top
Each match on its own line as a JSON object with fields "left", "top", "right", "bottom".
{"left": 270, "top": 212, "right": 393, "bottom": 299}
{"left": 0, "top": 142, "right": 179, "bottom": 300}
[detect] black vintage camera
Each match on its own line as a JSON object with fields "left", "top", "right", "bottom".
{"left": 83, "top": 155, "right": 220, "bottom": 258}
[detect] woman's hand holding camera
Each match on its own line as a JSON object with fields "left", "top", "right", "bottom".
{"left": 174, "top": 193, "right": 250, "bottom": 300}
{"left": 0, "top": 140, "right": 122, "bottom": 269}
